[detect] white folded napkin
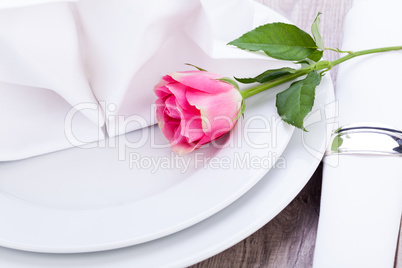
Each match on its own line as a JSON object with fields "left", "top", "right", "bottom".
{"left": 0, "top": 0, "right": 285, "bottom": 161}
{"left": 0, "top": 1, "right": 103, "bottom": 161}
{"left": 0, "top": 0, "right": 77, "bottom": 9}
{"left": 313, "top": 0, "right": 402, "bottom": 267}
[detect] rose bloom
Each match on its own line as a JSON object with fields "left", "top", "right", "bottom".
{"left": 154, "top": 70, "right": 243, "bottom": 154}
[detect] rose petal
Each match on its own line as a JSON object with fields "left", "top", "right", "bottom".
{"left": 194, "top": 134, "right": 213, "bottom": 147}
{"left": 171, "top": 71, "right": 233, "bottom": 94}
{"left": 181, "top": 116, "right": 204, "bottom": 143}
{"left": 165, "top": 82, "right": 197, "bottom": 113}
{"left": 162, "top": 84, "right": 204, "bottom": 142}
{"left": 155, "top": 98, "right": 166, "bottom": 122}
{"left": 164, "top": 96, "right": 181, "bottom": 119}
{"left": 162, "top": 121, "right": 180, "bottom": 141}
{"left": 162, "top": 75, "right": 176, "bottom": 83}
{"left": 155, "top": 71, "right": 243, "bottom": 155}
{"left": 186, "top": 88, "right": 242, "bottom": 138}
{"left": 154, "top": 85, "right": 171, "bottom": 99}
{"left": 160, "top": 112, "right": 180, "bottom": 141}
{"left": 154, "top": 78, "right": 168, "bottom": 91}
{"left": 170, "top": 134, "right": 200, "bottom": 155}
{"left": 168, "top": 101, "right": 204, "bottom": 143}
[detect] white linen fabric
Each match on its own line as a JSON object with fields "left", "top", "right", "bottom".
{"left": 0, "top": 0, "right": 276, "bottom": 161}
{"left": 0, "top": 0, "right": 77, "bottom": 9}
{"left": 0, "top": 1, "right": 103, "bottom": 161}
{"left": 314, "top": 0, "right": 402, "bottom": 267}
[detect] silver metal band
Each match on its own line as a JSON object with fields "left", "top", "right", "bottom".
{"left": 326, "top": 123, "right": 402, "bottom": 156}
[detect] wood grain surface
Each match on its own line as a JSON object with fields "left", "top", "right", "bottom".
{"left": 191, "top": 0, "right": 402, "bottom": 267}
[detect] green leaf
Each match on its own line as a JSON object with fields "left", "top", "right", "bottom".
{"left": 228, "top": 22, "right": 318, "bottom": 61}
{"left": 276, "top": 71, "right": 321, "bottom": 130}
{"left": 311, "top": 12, "right": 324, "bottom": 50}
{"left": 235, "top": 67, "right": 297, "bottom": 84}
{"left": 233, "top": 77, "right": 255, "bottom": 84}
{"left": 308, "top": 50, "right": 323, "bottom": 62}
{"left": 295, "top": 59, "right": 315, "bottom": 68}
{"left": 185, "top": 63, "right": 207, "bottom": 72}
{"left": 216, "top": 77, "right": 240, "bottom": 90}
{"left": 330, "top": 134, "right": 344, "bottom": 152}
{"left": 233, "top": 99, "right": 246, "bottom": 121}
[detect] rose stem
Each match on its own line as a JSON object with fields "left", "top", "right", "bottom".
{"left": 240, "top": 45, "right": 402, "bottom": 99}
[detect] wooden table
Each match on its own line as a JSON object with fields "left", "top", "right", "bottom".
{"left": 192, "top": 0, "right": 402, "bottom": 267}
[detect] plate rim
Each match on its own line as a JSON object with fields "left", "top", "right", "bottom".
{"left": 0, "top": 74, "right": 335, "bottom": 268}
{"left": 0, "top": 79, "right": 294, "bottom": 254}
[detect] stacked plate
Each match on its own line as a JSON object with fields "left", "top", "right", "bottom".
{"left": 0, "top": 1, "right": 335, "bottom": 267}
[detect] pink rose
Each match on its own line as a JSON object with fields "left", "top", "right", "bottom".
{"left": 154, "top": 70, "right": 243, "bottom": 154}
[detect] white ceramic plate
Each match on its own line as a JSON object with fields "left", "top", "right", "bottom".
{"left": 0, "top": 75, "right": 294, "bottom": 253}
{"left": 0, "top": 74, "right": 334, "bottom": 267}
{"left": 0, "top": 0, "right": 297, "bottom": 253}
